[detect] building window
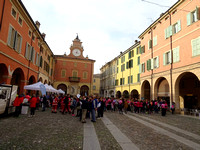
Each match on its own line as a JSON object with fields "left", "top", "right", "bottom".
{"left": 140, "top": 45, "right": 145, "bottom": 54}
{"left": 32, "top": 35, "right": 35, "bottom": 41}
{"left": 142, "top": 63, "right": 145, "bottom": 73}
{"left": 61, "top": 70, "right": 66, "bottom": 78}
{"left": 117, "top": 60, "right": 119, "bottom": 65}
{"left": 93, "top": 79, "right": 96, "bottom": 82}
{"left": 120, "top": 78, "right": 125, "bottom": 85}
{"left": 121, "top": 56, "right": 125, "bottom": 63}
{"left": 126, "top": 59, "right": 133, "bottom": 69}
{"left": 128, "top": 76, "right": 133, "bottom": 84}
{"left": 153, "top": 56, "right": 159, "bottom": 68}
{"left": 187, "top": 7, "right": 199, "bottom": 25}
{"left": 93, "top": 86, "right": 96, "bottom": 90}
{"left": 18, "top": 16, "right": 23, "bottom": 25}
{"left": 128, "top": 50, "right": 134, "bottom": 59}
{"left": 163, "top": 51, "right": 171, "bottom": 65}
{"left": 137, "top": 56, "right": 140, "bottom": 65}
{"left": 83, "top": 72, "right": 88, "bottom": 79}
{"left": 84, "top": 63, "right": 87, "bottom": 68}
{"left": 117, "top": 67, "right": 118, "bottom": 73}
{"left": 191, "top": 37, "right": 200, "bottom": 57}
{"left": 137, "top": 74, "right": 140, "bottom": 82}
{"left": 121, "top": 64, "right": 125, "bottom": 72}
{"left": 173, "top": 46, "right": 180, "bottom": 62}
{"left": 153, "top": 36, "right": 157, "bottom": 47}
{"left": 115, "top": 80, "right": 118, "bottom": 86}
{"left": 148, "top": 39, "right": 152, "bottom": 49}
{"left": 72, "top": 71, "right": 78, "bottom": 77}
{"left": 7, "top": 26, "right": 22, "bottom": 53}
{"left": 63, "top": 62, "right": 66, "bottom": 66}
{"left": 11, "top": 8, "right": 17, "bottom": 18}
{"left": 28, "top": 30, "right": 32, "bottom": 37}
{"left": 165, "top": 20, "right": 181, "bottom": 39}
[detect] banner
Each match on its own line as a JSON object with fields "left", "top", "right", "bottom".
{"left": 40, "top": 84, "right": 46, "bottom": 96}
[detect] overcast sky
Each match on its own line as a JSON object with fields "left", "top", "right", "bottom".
{"left": 22, "top": 0, "right": 177, "bottom": 74}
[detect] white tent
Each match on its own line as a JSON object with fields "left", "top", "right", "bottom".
{"left": 44, "top": 84, "right": 51, "bottom": 92}
{"left": 49, "top": 85, "right": 58, "bottom": 93}
{"left": 24, "top": 81, "right": 44, "bottom": 91}
{"left": 57, "top": 89, "right": 65, "bottom": 94}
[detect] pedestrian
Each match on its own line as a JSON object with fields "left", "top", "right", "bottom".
{"left": 171, "top": 102, "right": 175, "bottom": 114}
{"left": 80, "top": 97, "right": 88, "bottom": 123}
{"left": 124, "top": 99, "right": 128, "bottom": 114}
{"left": 99, "top": 97, "right": 105, "bottom": 117}
{"left": 29, "top": 94, "right": 37, "bottom": 117}
{"left": 118, "top": 99, "right": 123, "bottom": 114}
{"left": 62, "top": 95, "right": 70, "bottom": 114}
{"left": 36, "top": 94, "right": 40, "bottom": 110}
{"left": 41, "top": 95, "right": 47, "bottom": 111}
{"left": 13, "top": 94, "right": 23, "bottom": 117}
{"left": 91, "top": 96, "right": 98, "bottom": 122}
{"left": 161, "top": 100, "right": 168, "bottom": 116}
{"left": 52, "top": 95, "right": 58, "bottom": 113}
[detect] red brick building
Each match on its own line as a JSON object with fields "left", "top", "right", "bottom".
{"left": 53, "top": 36, "right": 95, "bottom": 96}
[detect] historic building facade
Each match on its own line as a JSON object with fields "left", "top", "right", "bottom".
{"left": 0, "top": 0, "right": 54, "bottom": 94}
{"left": 53, "top": 36, "right": 95, "bottom": 96}
{"left": 92, "top": 74, "right": 100, "bottom": 97}
{"left": 139, "top": 0, "right": 200, "bottom": 111}
{"left": 100, "top": 0, "right": 200, "bottom": 112}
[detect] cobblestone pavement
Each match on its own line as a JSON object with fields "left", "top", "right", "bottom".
{"left": 0, "top": 109, "right": 200, "bottom": 150}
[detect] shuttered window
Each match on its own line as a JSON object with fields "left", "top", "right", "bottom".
{"left": 153, "top": 36, "right": 157, "bottom": 47}
{"left": 187, "top": 7, "right": 199, "bottom": 26}
{"left": 191, "top": 37, "right": 200, "bottom": 57}
{"left": 173, "top": 46, "right": 180, "bottom": 62}
{"left": 7, "top": 25, "right": 22, "bottom": 53}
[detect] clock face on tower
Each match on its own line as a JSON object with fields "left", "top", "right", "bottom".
{"left": 72, "top": 49, "right": 81, "bottom": 56}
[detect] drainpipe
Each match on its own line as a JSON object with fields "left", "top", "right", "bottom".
{"left": 0, "top": 0, "right": 5, "bottom": 31}
{"left": 169, "top": 12, "right": 174, "bottom": 105}
{"left": 150, "top": 28, "right": 153, "bottom": 101}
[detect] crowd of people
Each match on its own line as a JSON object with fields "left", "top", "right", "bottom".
{"left": 13, "top": 93, "right": 176, "bottom": 122}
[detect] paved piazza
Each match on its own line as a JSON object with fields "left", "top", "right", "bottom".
{"left": 0, "top": 109, "right": 199, "bottom": 150}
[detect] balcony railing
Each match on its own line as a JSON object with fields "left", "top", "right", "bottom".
{"left": 69, "top": 77, "right": 80, "bottom": 82}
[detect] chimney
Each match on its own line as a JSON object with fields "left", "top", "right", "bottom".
{"left": 135, "top": 40, "right": 138, "bottom": 43}
{"left": 35, "top": 21, "right": 40, "bottom": 29}
{"left": 42, "top": 33, "right": 46, "bottom": 39}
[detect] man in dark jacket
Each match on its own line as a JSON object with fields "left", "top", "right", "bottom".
{"left": 80, "top": 96, "right": 89, "bottom": 123}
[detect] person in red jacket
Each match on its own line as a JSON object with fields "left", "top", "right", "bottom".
{"left": 52, "top": 95, "right": 58, "bottom": 113}
{"left": 29, "top": 94, "right": 37, "bottom": 117}
{"left": 13, "top": 94, "right": 24, "bottom": 117}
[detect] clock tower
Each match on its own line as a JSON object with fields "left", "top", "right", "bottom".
{"left": 68, "top": 35, "right": 84, "bottom": 58}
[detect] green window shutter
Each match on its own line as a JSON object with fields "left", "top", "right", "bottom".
{"left": 165, "top": 28, "right": 167, "bottom": 39}
{"left": 19, "top": 36, "right": 22, "bottom": 53}
{"left": 14, "top": 32, "right": 18, "bottom": 50}
{"left": 7, "top": 26, "right": 13, "bottom": 47}
{"left": 137, "top": 56, "right": 140, "bottom": 65}
{"left": 132, "top": 50, "right": 134, "bottom": 57}
{"left": 29, "top": 47, "right": 33, "bottom": 61}
{"left": 177, "top": 47, "right": 180, "bottom": 62}
{"left": 187, "top": 12, "right": 191, "bottom": 26}
{"left": 128, "top": 76, "right": 130, "bottom": 84}
{"left": 126, "top": 62, "right": 129, "bottom": 69}
{"left": 148, "top": 39, "right": 152, "bottom": 49}
{"left": 151, "top": 58, "right": 153, "bottom": 69}
{"left": 123, "top": 78, "right": 125, "bottom": 85}
{"left": 140, "top": 46, "right": 142, "bottom": 54}
{"left": 137, "top": 74, "right": 140, "bottom": 82}
{"left": 139, "top": 64, "right": 141, "bottom": 73}
{"left": 163, "top": 53, "right": 166, "bottom": 66}
{"left": 147, "top": 60, "right": 149, "bottom": 71}
{"left": 169, "top": 26, "right": 173, "bottom": 36}
{"left": 196, "top": 7, "right": 199, "bottom": 20}
{"left": 32, "top": 48, "right": 35, "bottom": 64}
{"left": 191, "top": 39, "right": 197, "bottom": 56}
{"left": 36, "top": 53, "right": 38, "bottom": 66}
{"left": 173, "top": 48, "right": 176, "bottom": 62}
{"left": 25, "top": 43, "right": 29, "bottom": 59}
{"left": 131, "top": 76, "right": 133, "bottom": 83}
{"left": 169, "top": 51, "right": 172, "bottom": 64}
{"left": 196, "top": 37, "right": 200, "bottom": 55}
{"left": 177, "top": 20, "right": 181, "bottom": 32}
{"left": 157, "top": 56, "right": 159, "bottom": 68}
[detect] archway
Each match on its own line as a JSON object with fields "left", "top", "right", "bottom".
{"left": 154, "top": 77, "right": 170, "bottom": 105}
{"left": 10, "top": 68, "right": 25, "bottom": 94}
{"left": 44, "top": 80, "right": 47, "bottom": 84}
{"left": 131, "top": 89, "right": 139, "bottom": 99}
{"left": 29, "top": 75, "right": 36, "bottom": 85}
{"left": 38, "top": 77, "right": 43, "bottom": 83}
{"left": 57, "top": 84, "right": 67, "bottom": 94}
{"left": 0, "top": 63, "right": 8, "bottom": 84}
{"left": 116, "top": 91, "right": 121, "bottom": 98}
{"left": 175, "top": 72, "right": 200, "bottom": 110}
{"left": 141, "top": 80, "right": 150, "bottom": 101}
{"left": 80, "top": 85, "right": 89, "bottom": 96}
{"left": 123, "top": 90, "right": 129, "bottom": 98}
{"left": 109, "top": 90, "right": 114, "bottom": 97}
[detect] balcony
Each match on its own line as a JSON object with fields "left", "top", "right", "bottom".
{"left": 69, "top": 77, "right": 80, "bottom": 82}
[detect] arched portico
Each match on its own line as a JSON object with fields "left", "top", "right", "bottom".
{"left": 141, "top": 80, "right": 150, "bottom": 100}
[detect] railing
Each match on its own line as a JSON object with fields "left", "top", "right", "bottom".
{"left": 69, "top": 77, "right": 80, "bottom": 82}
